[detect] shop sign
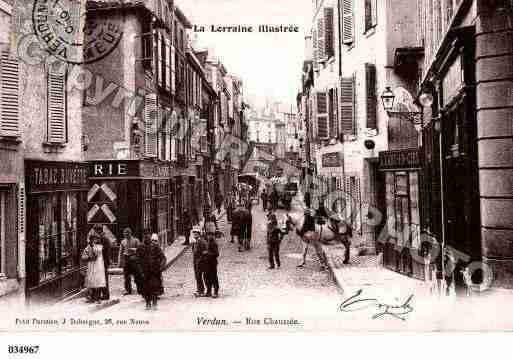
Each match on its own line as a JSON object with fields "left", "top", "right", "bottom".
{"left": 379, "top": 149, "right": 421, "bottom": 170}
{"left": 90, "top": 161, "right": 139, "bottom": 178}
{"left": 322, "top": 152, "right": 342, "bottom": 168}
{"left": 26, "top": 161, "right": 89, "bottom": 192}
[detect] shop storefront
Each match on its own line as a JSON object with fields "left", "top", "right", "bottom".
{"left": 88, "top": 160, "right": 175, "bottom": 266}
{"left": 379, "top": 149, "right": 423, "bottom": 279}
{"left": 25, "top": 160, "right": 89, "bottom": 305}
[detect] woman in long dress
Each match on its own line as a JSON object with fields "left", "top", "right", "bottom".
{"left": 137, "top": 233, "right": 166, "bottom": 310}
{"left": 82, "top": 235, "right": 106, "bottom": 304}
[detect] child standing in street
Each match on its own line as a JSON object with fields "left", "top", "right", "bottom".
{"left": 267, "top": 213, "right": 283, "bottom": 269}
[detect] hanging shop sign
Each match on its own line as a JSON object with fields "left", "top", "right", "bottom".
{"left": 321, "top": 152, "right": 342, "bottom": 168}
{"left": 379, "top": 149, "right": 421, "bottom": 170}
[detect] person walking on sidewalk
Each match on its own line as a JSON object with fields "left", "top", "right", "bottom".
{"left": 82, "top": 234, "right": 106, "bottom": 304}
{"left": 181, "top": 209, "right": 193, "bottom": 245}
{"left": 93, "top": 224, "right": 111, "bottom": 300}
{"left": 137, "top": 233, "right": 166, "bottom": 310}
{"left": 215, "top": 192, "right": 224, "bottom": 215}
{"left": 119, "top": 227, "right": 142, "bottom": 295}
{"left": 304, "top": 190, "right": 311, "bottom": 209}
{"left": 261, "top": 189, "right": 268, "bottom": 210}
{"left": 191, "top": 226, "right": 207, "bottom": 297}
{"left": 204, "top": 228, "right": 220, "bottom": 298}
{"left": 266, "top": 213, "right": 283, "bottom": 269}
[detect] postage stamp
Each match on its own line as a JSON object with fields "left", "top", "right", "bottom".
{"left": 32, "top": 0, "right": 122, "bottom": 64}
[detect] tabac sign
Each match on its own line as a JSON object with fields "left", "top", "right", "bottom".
{"left": 25, "top": 161, "right": 89, "bottom": 193}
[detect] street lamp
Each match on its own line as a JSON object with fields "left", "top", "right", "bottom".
{"left": 380, "top": 86, "right": 433, "bottom": 132}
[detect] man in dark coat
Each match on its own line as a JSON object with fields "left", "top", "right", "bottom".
{"left": 261, "top": 189, "right": 268, "bottom": 210}
{"left": 93, "top": 224, "right": 111, "bottom": 300}
{"left": 191, "top": 227, "right": 207, "bottom": 297}
{"left": 182, "top": 209, "right": 193, "bottom": 245}
{"left": 267, "top": 213, "right": 282, "bottom": 269}
{"left": 119, "top": 227, "right": 142, "bottom": 295}
{"left": 204, "top": 230, "right": 220, "bottom": 298}
{"left": 304, "top": 191, "right": 311, "bottom": 209}
{"left": 136, "top": 233, "right": 166, "bottom": 310}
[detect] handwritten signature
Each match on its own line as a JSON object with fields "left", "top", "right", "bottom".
{"left": 339, "top": 289, "right": 414, "bottom": 321}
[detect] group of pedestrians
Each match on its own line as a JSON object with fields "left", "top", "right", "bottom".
{"left": 261, "top": 188, "right": 279, "bottom": 211}
{"left": 81, "top": 226, "right": 167, "bottom": 310}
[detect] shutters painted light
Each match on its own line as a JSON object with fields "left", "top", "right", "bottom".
{"left": 324, "top": 7, "right": 334, "bottom": 58}
{"left": 47, "top": 67, "right": 67, "bottom": 143}
{"left": 0, "top": 51, "right": 19, "bottom": 137}
{"left": 157, "top": 32, "right": 163, "bottom": 88}
{"left": 339, "top": 76, "right": 355, "bottom": 135}
{"left": 165, "top": 38, "right": 171, "bottom": 92}
{"left": 312, "top": 28, "right": 319, "bottom": 71}
{"left": 365, "top": 63, "right": 377, "bottom": 129}
{"left": 316, "top": 91, "right": 329, "bottom": 139}
{"left": 171, "top": 46, "right": 176, "bottom": 94}
{"left": 144, "top": 93, "right": 158, "bottom": 157}
{"left": 317, "top": 15, "right": 325, "bottom": 61}
{"left": 342, "top": 0, "right": 354, "bottom": 44}
{"left": 371, "top": 0, "right": 378, "bottom": 27}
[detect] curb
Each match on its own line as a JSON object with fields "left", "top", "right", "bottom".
{"left": 322, "top": 245, "right": 347, "bottom": 295}
{"left": 88, "top": 298, "right": 121, "bottom": 313}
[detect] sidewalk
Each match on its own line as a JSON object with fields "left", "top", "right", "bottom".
{"left": 322, "top": 243, "right": 430, "bottom": 300}
{"left": 54, "top": 239, "right": 189, "bottom": 314}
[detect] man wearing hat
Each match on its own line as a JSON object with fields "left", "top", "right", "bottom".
{"left": 191, "top": 226, "right": 207, "bottom": 297}
{"left": 204, "top": 225, "right": 220, "bottom": 298}
{"left": 266, "top": 212, "right": 283, "bottom": 269}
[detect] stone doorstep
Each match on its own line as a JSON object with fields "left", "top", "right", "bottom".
{"left": 57, "top": 243, "right": 188, "bottom": 306}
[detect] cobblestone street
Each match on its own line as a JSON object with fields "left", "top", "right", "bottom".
{"left": 93, "top": 201, "right": 342, "bottom": 331}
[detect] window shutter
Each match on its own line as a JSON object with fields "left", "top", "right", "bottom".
{"left": 371, "top": 0, "right": 378, "bottom": 27}
{"left": 365, "top": 63, "right": 377, "bottom": 129}
{"left": 324, "top": 7, "right": 334, "bottom": 58}
{"left": 365, "top": 0, "right": 372, "bottom": 31}
{"left": 328, "top": 88, "right": 337, "bottom": 138}
{"left": 0, "top": 51, "right": 19, "bottom": 137}
{"left": 317, "top": 15, "right": 325, "bottom": 61}
{"left": 339, "top": 77, "right": 355, "bottom": 135}
{"left": 157, "top": 32, "right": 163, "bottom": 88}
{"left": 316, "top": 91, "right": 329, "bottom": 139}
{"left": 165, "top": 39, "right": 171, "bottom": 92}
{"left": 312, "top": 28, "right": 319, "bottom": 71}
{"left": 47, "top": 67, "right": 67, "bottom": 143}
{"left": 171, "top": 45, "right": 176, "bottom": 94}
{"left": 342, "top": 0, "right": 354, "bottom": 44}
{"left": 144, "top": 93, "right": 158, "bottom": 157}
{"left": 311, "top": 92, "right": 318, "bottom": 138}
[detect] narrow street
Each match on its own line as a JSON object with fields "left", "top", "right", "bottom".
{"left": 97, "top": 200, "right": 342, "bottom": 331}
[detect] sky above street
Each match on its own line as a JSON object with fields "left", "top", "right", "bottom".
{"left": 177, "top": 0, "right": 312, "bottom": 111}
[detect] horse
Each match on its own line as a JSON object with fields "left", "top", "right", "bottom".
{"left": 284, "top": 211, "right": 341, "bottom": 270}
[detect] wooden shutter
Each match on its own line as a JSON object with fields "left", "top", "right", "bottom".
{"left": 371, "top": 0, "right": 377, "bottom": 27}
{"left": 157, "top": 32, "right": 163, "bottom": 88}
{"left": 317, "top": 92, "right": 329, "bottom": 139}
{"left": 328, "top": 88, "right": 337, "bottom": 138}
{"left": 312, "top": 28, "right": 319, "bottom": 71}
{"left": 47, "top": 66, "right": 67, "bottom": 143}
{"left": 165, "top": 39, "right": 171, "bottom": 92}
{"left": 365, "top": 0, "right": 372, "bottom": 31}
{"left": 0, "top": 51, "right": 19, "bottom": 137}
{"left": 171, "top": 45, "right": 176, "bottom": 94}
{"left": 317, "top": 15, "right": 325, "bottom": 61}
{"left": 144, "top": 93, "right": 158, "bottom": 157}
{"left": 324, "top": 7, "right": 334, "bottom": 58}
{"left": 365, "top": 63, "right": 377, "bottom": 129}
{"left": 339, "top": 77, "right": 355, "bottom": 135}
{"left": 342, "top": 0, "right": 354, "bottom": 44}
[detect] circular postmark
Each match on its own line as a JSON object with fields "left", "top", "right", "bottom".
{"left": 32, "top": 0, "right": 122, "bottom": 64}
